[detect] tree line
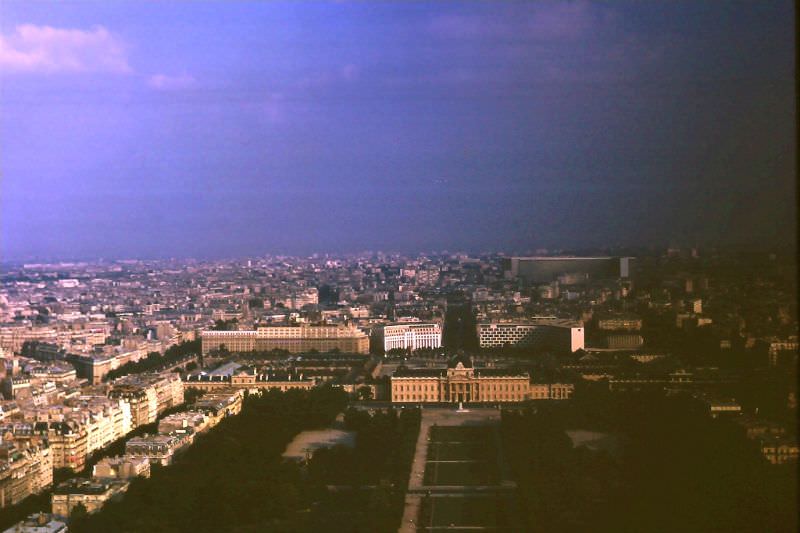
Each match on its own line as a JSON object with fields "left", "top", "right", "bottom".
{"left": 104, "top": 340, "right": 200, "bottom": 381}
{"left": 298, "top": 407, "right": 421, "bottom": 532}
{"left": 69, "top": 389, "right": 421, "bottom": 532}
{"left": 502, "top": 390, "right": 797, "bottom": 532}
{"left": 71, "top": 386, "right": 348, "bottom": 532}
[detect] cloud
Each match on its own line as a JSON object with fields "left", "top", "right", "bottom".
{"left": 147, "top": 72, "right": 196, "bottom": 90}
{"left": 428, "top": 2, "right": 615, "bottom": 42}
{"left": 298, "top": 64, "right": 361, "bottom": 89}
{"left": 524, "top": 1, "right": 599, "bottom": 41}
{"left": 264, "top": 93, "right": 285, "bottom": 123}
{"left": 0, "top": 24, "right": 132, "bottom": 74}
{"left": 424, "top": 2, "right": 663, "bottom": 84}
{"left": 340, "top": 64, "right": 360, "bottom": 82}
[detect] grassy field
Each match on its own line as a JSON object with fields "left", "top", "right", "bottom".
{"left": 419, "top": 495, "right": 514, "bottom": 531}
{"left": 424, "top": 460, "right": 500, "bottom": 486}
{"left": 429, "top": 425, "right": 493, "bottom": 442}
{"left": 416, "top": 419, "right": 520, "bottom": 531}
{"left": 424, "top": 425, "right": 499, "bottom": 486}
{"left": 426, "top": 441, "right": 487, "bottom": 461}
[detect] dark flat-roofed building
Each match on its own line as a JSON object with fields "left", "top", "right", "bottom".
{"left": 503, "top": 256, "right": 634, "bottom": 283}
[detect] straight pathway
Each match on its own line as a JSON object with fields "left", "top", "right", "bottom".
{"left": 399, "top": 408, "right": 507, "bottom": 532}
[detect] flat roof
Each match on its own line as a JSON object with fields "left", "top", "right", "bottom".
{"left": 511, "top": 256, "right": 619, "bottom": 260}
{"left": 478, "top": 319, "right": 581, "bottom": 328}
{"left": 207, "top": 362, "right": 242, "bottom": 377}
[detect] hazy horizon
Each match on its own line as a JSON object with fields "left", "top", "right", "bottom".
{"left": 2, "top": 1, "right": 796, "bottom": 261}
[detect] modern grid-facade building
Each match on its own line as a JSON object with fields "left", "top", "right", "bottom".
{"left": 477, "top": 320, "right": 584, "bottom": 352}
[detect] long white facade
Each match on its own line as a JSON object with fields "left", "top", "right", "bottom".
{"left": 375, "top": 323, "right": 442, "bottom": 352}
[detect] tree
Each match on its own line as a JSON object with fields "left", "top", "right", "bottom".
{"left": 356, "top": 386, "right": 374, "bottom": 401}
{"left": 69, "top": 503, "right": 89, "bottom": 529}
{"left": 71, "top": 387, "right": 350, "bottom": 532}
{"left": 214, "top": 344, "right": 229, "bottom": 356}
{"left": 212, "top": 319, "right": 238, "bottom": 331}
{"left": 184, "top": 387, "right": 205, "bottom": 405}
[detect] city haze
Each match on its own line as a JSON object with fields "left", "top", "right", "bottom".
{"left": 1, "top": 1, "right": 796, "bottom": 260}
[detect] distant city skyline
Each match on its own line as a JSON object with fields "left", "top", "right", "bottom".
{"left": 0, "top": 239, "right": 794, "bottom": 265}
{"left": 1, "top": 1, "right": 796, "bottom": 260}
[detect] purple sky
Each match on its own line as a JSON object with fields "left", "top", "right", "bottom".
{"left": 1, "top": 1, "right": 795, "bottom": 260}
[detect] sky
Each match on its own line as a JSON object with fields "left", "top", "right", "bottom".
{"left": 0, "top": 1, "right": 796, "bottom": 260}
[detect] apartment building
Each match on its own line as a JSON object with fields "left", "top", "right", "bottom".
{"left": 108, "top": 373, "right": 183, "bottom": 429}
{"left": 0, "top": 442, "right": 53, "bottom": 508}
{"left": 51, "top": 478, "right": 129, "bottom": 518}
{"left": 34, "top": 421, "right": 88, "bottom": 472}
{"left": 125, "top": 433, "right": 191, "bottom": 466}
{"left": 1, "top": 513, "right": 66, "bottom": 532}
{"left": 157, "top": 411, "right": 210, "bottom": 435}
{"left": 93, "top": 456, "right": 151, "bottom": 481}
{"left": 191, "top": 388, "right": 244, "bottom": 424}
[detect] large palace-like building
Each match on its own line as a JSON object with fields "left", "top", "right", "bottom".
{"left": 390, "top": 355, "right": 531, "bottom": 403}
{"left": 200, "top": 324, "right": 370, "bottom": 355}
